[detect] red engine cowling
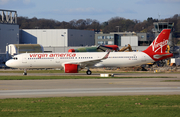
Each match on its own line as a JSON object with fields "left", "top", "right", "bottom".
{"left": 64, "top": 64, "right": 79, "bottom": 73}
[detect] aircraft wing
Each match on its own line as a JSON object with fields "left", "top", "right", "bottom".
{"left": 62, "top": 51, "right": 110, "bottom": 68}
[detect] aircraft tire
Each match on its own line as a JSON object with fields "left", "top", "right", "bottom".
{"left": 86, "top": 70, "right": 92, "bottom": 75}
{"left": 23, "top": 73, "right": 27, "bottom": 75}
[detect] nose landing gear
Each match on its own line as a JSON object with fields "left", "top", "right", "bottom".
{"left": 23, "top": 68, "right": 27, "bottom": 75}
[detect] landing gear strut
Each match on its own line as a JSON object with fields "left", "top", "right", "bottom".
{"left": 23, "top": 68, "right": 27, "bottom": 75}
{"left": 86, "top": 69, "right": 92, "bottom": 75}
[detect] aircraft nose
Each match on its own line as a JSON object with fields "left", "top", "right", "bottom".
{"left": 5, "top": 60, "right": 13, "bottom": 67}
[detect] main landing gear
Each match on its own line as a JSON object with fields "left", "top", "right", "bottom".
{"left": 86, "top": 69, "right": 92, "bottom": 75}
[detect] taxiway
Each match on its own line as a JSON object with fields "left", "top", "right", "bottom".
{"left": 0, "top": 73, "right": 180, "bottom": 98}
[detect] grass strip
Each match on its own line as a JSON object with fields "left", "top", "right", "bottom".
{"left": 162, "top": 80, "right": 180, "bottom": 82}
{"left": 0, "top": 95, "right": 180, "bottom": 117}
{"left": 0, "top": 76, "right": 176, "bottom": 80}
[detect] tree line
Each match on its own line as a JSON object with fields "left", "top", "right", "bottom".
{"left": 17, "top": 14, "right": 180, "bottom": 34}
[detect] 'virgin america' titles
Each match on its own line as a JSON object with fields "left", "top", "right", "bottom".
{"left": 30, "top": 53, "right": 76, "bottom": 58}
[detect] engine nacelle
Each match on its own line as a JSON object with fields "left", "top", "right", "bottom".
{"left": 64, "top": 64, "right": 80, "bottom": 73}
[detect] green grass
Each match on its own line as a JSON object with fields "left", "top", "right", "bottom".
{"left": 162, "top": 80, "right": 180, "bottom": 82}
{"left": 0, "top": 76, "right": 175, "bottom": 80}
{"left": 0, "top": 95, "right": 180, "bottom": 117}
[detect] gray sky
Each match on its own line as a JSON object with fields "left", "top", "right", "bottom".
{"left": 0, "top": 0, "right": 180, "bottom": 22}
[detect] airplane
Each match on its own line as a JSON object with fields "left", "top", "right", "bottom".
{"left": 6, "top": 29, "right": 173, "bottom": 75}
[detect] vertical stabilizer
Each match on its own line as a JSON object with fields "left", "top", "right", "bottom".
{"left": 143, "top": 29, "right": 173, "bottom": 61}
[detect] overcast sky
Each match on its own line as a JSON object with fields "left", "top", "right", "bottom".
{"left": 0, "top": 0, "right": 180, "bottom": 22}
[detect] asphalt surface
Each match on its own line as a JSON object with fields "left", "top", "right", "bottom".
{"left": 0, "top": 73, "right": 180, "bottom": 98}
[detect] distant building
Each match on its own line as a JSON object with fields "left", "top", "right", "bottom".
{"left": 137, "top": 33, "right": 154, "bottom": 46}
{"left": 0, "top": 9, "right": 19, "bottom": 53}
{"left": 95, "top": 34, "right": 117, "bottom": 45}
{"left": 121, "top": 36, "right": 138, "bottom": 46}
{"left": 95, "top": 32, "right": 141, "bottom": 46}
{"left": 153, "top": 22, "right": 174, "bottom": 33}
{"left": 20, "top": 29, "right": 94, "bottom": 47}
{"left": 20, "top": 29, "right": 95, "bottom": 52}
{"left": 95, "top": 31, "right": 154, "bottom": 47}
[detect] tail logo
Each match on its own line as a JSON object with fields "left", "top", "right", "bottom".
{"left": 150, "top": 37, "right": 168, "bottom": 53}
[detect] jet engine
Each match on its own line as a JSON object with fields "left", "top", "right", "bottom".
{"left": 64, "top": 64, "right": 81, "bottom": 73}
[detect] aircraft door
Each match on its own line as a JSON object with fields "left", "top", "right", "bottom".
{"left": 56, "top": 57, "right": 60, "bottom": 63}
{"left": 22, "top": 55, "right": 27, "bottom": 63}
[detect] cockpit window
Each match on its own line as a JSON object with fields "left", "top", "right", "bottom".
{"left": 13, "top": 57, "right": 18, "bottom": 60}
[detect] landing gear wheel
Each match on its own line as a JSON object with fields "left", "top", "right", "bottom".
{"left": 23, "top": 72, "right": 27, "bottom": 75}
{"left": 86, "top": 70, "right": 92, "bottom": 75}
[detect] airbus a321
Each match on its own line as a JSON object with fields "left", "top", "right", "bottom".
{"left": 6, "top": 29, "right": 173, "bottom": 75}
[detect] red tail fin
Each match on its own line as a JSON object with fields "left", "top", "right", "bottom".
{"left": 143, "top": 29, "right": 173, "bottom": 61}
{"left": 144, "top": 29, "right": 171, "bottom": 53}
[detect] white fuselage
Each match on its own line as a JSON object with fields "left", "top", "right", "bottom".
{"left": 6, "top": 52, "right": 154, "bottom": 69}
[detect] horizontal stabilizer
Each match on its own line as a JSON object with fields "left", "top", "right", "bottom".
{"left": 153, "top": 53, "right": 173, "bottom": 59}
